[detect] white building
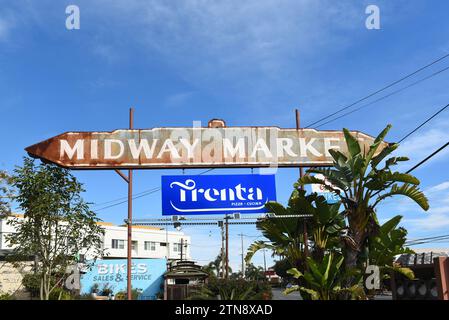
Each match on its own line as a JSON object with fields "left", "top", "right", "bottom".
{"left": 99, "top": 221, "right": 191, "bottom": 261}
{"left": 0, "top": 214, "right": 191, "bottom": 261}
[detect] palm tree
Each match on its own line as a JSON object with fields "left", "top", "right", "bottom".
{"left": 245, "top": 189, "right": 346, "bottom": 268}
{"left": 244, "top": 263, "right": 265, "bottom": 281}
{"left": 244, "top": 190, "right": 307, "bottom": 270}
{"left": 297, "top": 125, "right": 429, "bottom": 280}
{"left": 203, "top": 253, "right": 231, "bottom": 278}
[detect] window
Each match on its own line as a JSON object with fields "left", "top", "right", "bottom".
{"left": 132, "top": 241, "right": 138, "bottom": 251}
{"left": 173, "top": 243, "right": 182, "bottom": 252}
{"left": 112, "top": 239, "right": 125, "bottom": 249}
{"left": 144, "top": 241, "right": 156, "bottom": 251}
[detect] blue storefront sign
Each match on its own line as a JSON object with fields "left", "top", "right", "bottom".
{"left": 162, "top": 174, "right": 276, "bottom": 215}
{"left": 316, "top": 192, "right": 340, "bottom": 204}
{"left": 80, "top": 258, "right": 166, "bottom": 300}
{"left": 309, "top": 173, "right": 341, "bottom": 204}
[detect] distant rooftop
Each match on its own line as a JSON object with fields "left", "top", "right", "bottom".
{"left": 396, "top": 249, "right": 449, "bottom": 266}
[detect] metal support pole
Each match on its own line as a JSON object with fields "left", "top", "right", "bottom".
{"left": 240, "top": 233, "right": 245, "bottom": 278}
{"left": 296, "top": 109, "right": 309, "bottom": 260}
{"left": 225, "top": 215, "right": 229, "bottom": 279}
{"left": 263, "top": 249, "right": 267, "bottom": 273}
{"left": 220, "top": 221, "right": 225, "bottom": 279}
{"left": 127, "top": 107, "right": 134, "bottom": 300}
{"left": 180, "top": 238, "right": 184, "bottom": 261}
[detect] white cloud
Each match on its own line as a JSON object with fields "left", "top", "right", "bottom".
{"left": 78, "top": 0, "right": 363, "bottom": 100}
{"left": 395, "top": 119, "right": 449, "bottom": 168}
{"left": 400, "top": 180, "right": 449, "bottom": 232}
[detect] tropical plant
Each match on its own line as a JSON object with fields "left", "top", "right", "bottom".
{"left": 273, "top": 258, "right": 294, "bottom": 282}
{"left": 49, "top": 287, "right": 72, "bottom": 300}
{"left": 296, "top": 125, "right": 429, "bottom": 280}
{"left": 202, "top": 253, "right": 231, "bottom": 278}
{"left": 115, "top": 288, "right": 141, "bottom": 300}
{"left": 188, "top": 278, "right": 271, "bottom": 300}
{"left": 245, "top": 189, "right": 346, "bottom": 268}
{"left": 244, "top": 263, "right": 265, "bottom": 281}
{"left": 367, "top": 215, "right": 412, "bottom": 266}
{"left": 365, "top": 215, "right": 414, "bottom": 291}
{"left": 286, "top": 253, "right": 365, "bottom": 300}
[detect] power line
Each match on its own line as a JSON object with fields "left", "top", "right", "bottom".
{"left": 398, "top": 103, "right": 449, "bottom": 143}
{"left": 314, "top": 65, "right": 449, "bottom": 128}
{"left": 404, "top": 141, "right": 449, "bottom": 174}
{"left": 407, "top": 238, "right": 449, "bottom": 246}
{"left": 371, "top": 141, "right": 449, "bottom": 198}
{"left": 305, "top": 52, "right": 449, "bottom": 128}
{"left": 92, "top": 187, "right": 160, "bottom": 208}
{"left": 92, "top": 187, "right": 160, "bottom": 207}
{"left": 406, "top": 234, "right": 449, "bottom": 244}
{"left": 372, "top": 103, "right": 449, "bottom": 196}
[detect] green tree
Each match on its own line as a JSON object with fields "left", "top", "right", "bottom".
{"left": 6, "top": 157, "right": 104, "bottom": 300}
{"left": 244, "top": 190, "right": 308, "bottom": 270}
{"left": 297, "top": 125, "right": 428, "bottom": 281}
{"left": 365, "top": 215, "right": 415, "bottom": 296}
{"left": 0, "top": 170, "right": 14, "bottom": 218}
{"left": 203, "top": 253, "right": 231, "bottom": 278}
{"left": 273, "top": 258, "right": 294, "bottom": 281}
{"left": 244, "top": 263, "right": 265, "bottom": 281}
{"left": 245, "top": 190, "right": 346, "bottom": 269}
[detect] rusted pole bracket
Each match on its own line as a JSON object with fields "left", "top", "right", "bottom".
{"left": 115, "top": 169, "right": 130, "bottom": 184}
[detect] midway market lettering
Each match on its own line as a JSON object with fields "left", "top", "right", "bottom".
{"left": 26, "top": 127, "right": 384, "bottom": 169}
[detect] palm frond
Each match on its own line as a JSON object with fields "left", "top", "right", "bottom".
{"left": 245, "top": 240, "right": 274, "bottom": 263}
{"left": 343, "top": 128, "right": 361, "bottom": 158}
{"left": 370, "top": 143, "right": 399, "bottom": 168}
{"left": 373, "top": 184, "right": 429, "bottom": 210}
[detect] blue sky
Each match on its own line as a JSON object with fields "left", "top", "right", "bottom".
{"left": 1, "top": 0, "right": 449, "bottom": 271}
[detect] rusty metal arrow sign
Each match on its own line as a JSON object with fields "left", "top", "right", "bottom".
{"left": 25, "top": 126, "right": 385, "bottom": 170}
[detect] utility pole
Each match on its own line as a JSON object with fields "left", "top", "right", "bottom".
{"left": 225, "top": 215, "right": 229, "bottom": 279}
{"left": 239, "top": 233, "right": 245, "bottom": 278}
{"left": 295, "top": 109, "right": 309, "bottom": 260}
{"left": 180, "top": 238, "right": 183, "bottom": 261}
{"left": 219, "top": 221, "right": 225, "bottom": 279}
{"left": 263, "top": 248, "right": 267, "bottom": 273}
{"left": 115, "top": 107, "right": 134, "bottom": 301}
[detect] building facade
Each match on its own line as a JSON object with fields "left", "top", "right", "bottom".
{"left": 0, "top": 215, "right": 191, "bottom": 261}
{"left": 99, "top": 222, "right": 190, "bottom": 261}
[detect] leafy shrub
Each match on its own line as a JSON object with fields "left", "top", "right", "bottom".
{"left": 100, "top": 283, "right": 114, "bottom": 296}
{"left": 76, "top": 293, "right": 95, "bottom": 300}
{"left": 49, "top": 287, "right": 72, "bottom": 300}
{"left": 188, "top": 278, "right": 272, "bottom": 300}
{"left": 22, "top": 273, "right": 41, "bottom": 298}
{"left": 0, "top": 293, "right": 15, "bottom": 300}
{"left": 114, "top": 289, "right": 141, "bottom": 300}
{"left": 90, "top": 283, "right": 115, "bottom": 296}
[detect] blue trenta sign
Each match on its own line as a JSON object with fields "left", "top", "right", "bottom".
{"left": 162, "top": 174, "right": 276, "bottom": 215}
